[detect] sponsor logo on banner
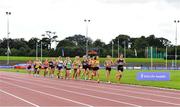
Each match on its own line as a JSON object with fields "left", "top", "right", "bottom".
{"left": 137, "top": 72, "right": 170, "bottom": 81}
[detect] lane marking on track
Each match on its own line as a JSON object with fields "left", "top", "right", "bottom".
{"left": 3, "top": 76, "right": 180, "bottom": 106}
{"left": 1, "top": 71, "right": 180, "bottom": 94}
{"left": 0, "top": 77, "right": 140, "bottom": 107}
{"left": 0, "top": 80, "right": 93, "bottom": 107}
{"left": 63, "top": 79, "right": 180, "bottom": 95}
{"left": 61, "top": 80, "right": 180, "bottom": 99}
{"left": 8, "top": 73, "right": 180, "bottom": 100}
{"left": 43, "top": 77, "right": 180, "bottom": 99}
{"left": 0, "top": 89, "right": 40, "bottom": 107}
{"left": 4, "top": 71, "right": 179, "bottom": 95}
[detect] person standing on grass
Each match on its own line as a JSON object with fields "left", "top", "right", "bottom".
{"left": 26, "top": 60, "right": 33, "bottom": 75}
{"left": 104, "top": 55, "right": 113, "bottom": 83}
{"left": 116, "top": 54, "right": 126, "bottom": 81}
{"left": 91, "top": 56, "right": 100, "bottom": 83}
{"left": 49, "top": 58, "right": 56, "bottom": 78}
{"left": 81, "top": 56, "right": 89, "bottom": 80}
{"left": 64, "top": 57, "right": 72, "bottom": 80}
{"left": 56, "top": 56, "right": 64, "bottom": 79}
{"left": 43, "top": 59, "right": 49, "bottom": 77}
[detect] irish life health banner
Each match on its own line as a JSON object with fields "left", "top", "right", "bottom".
{"left": 137, "top": 72, "right": 170, "bottom": 81}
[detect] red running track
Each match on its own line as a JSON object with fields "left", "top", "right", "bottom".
{"left": 0, "top": 71, "right": 180, "bottom": 107}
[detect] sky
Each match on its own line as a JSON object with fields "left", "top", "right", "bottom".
{"left": 0, "top": 0, "right": 180, "bottom": 46}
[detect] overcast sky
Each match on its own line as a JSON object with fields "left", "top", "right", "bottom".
{"left": 0, "top": 0, "right": 180, "bottom": 45}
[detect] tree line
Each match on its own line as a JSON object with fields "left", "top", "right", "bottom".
{"left": 0, "top": 31, "right": 179, "bottom": 58}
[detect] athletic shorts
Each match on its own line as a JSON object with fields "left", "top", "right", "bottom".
{"left": 34, "top": 68, "right": 38, "bottom": 71}
{"left": 66, "top": 68, "right": 71, "bottom": 70}
{"left": 50, "top": 66, "right": 55, "bottom": 69}
{"left": 44, "top": 66, "right": 48, "bottom": 69}
{"left": 93, "top": 67, "right": 99, "bottom": 71}
{"left": 88, "top": 65, "right": 92, "bottom": 70}
{"left": 27, "top": 66, "right": 31, "bottom": 70}
{"left": 57, "top": 66, "right": 63, "bottom": 70}
{"left": 106, "top": 67, "right": 111, "bottom": 71}
{"left": 117, "top": 65, "right": 123, "bottom": 72}
{"left": 83, "top": 65, "right": 88, "bottom": 70}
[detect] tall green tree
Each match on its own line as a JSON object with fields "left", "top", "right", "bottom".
{"left": 27, "top": 37, "right": 39, "bottom": 49}
{"left": 42, "top": 31, "right": 58, "bottom": 49}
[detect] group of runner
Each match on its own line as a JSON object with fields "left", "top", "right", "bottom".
{"left": 26, "top": 54, "right": 125, "bottom": 83}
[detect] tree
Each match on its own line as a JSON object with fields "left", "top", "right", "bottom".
{"left": 57, "top": 39, "right": 76, "bottom": 48}
{"left": 157, "top": 37, "right": 171, "bottom": 47}
{"left": 42, "top": 31, "right": 58, "bottom": 49}
{"left": 134, "top": 36, "right": 148, "bottom": 49}
{"left": 27, "top": 37, "right": 40, "bottom": 49}
{"left": 92, "top": 39, "right": 106, "bottom": 57}
{"left": 65, "top": 34, "right": 93, "bottom": 48}
{"left": 112, "top": 34, "right": 131, "bottom": 48}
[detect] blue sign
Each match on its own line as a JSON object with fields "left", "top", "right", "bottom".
{"left": 137, "top": 72, "right": 170, "bottom": 81}
{"left": 0, "top": 66, "right": 14, "bottom": 69}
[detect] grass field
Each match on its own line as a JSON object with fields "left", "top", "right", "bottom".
{"left": 0, "top": 56, "right": 179, "bottom": 63}
{"left": 1, "top": 69, "right": 180, "bottom": 90}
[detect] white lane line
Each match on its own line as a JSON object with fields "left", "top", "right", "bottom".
{"left": 47, "top": 78, "right": 180, "bottom": 100}
{"left": 3, "top": 73, "right": 180, "bottom": 99}
{"left": 0, "top": 80, "right": 93, "bottom": 107}
{"left": 0, "top": 89, "right": 40, "bottom": 107}
{"left": 119, "top": 83, "right": 180, "bottom": 92}
{"left": 7, "top": 72, "right": 180, "bottom": 96}
{"left": 5, "top": 76, "right": 180, "bottom": 106}
{"left": 1, "top": 77, "right": 140, "bottom": 107}
{"left": 65, "top": 80, "right": 180, "bottom": 95}
{"left": 3, "top": 72, "right": 180, "bottom": 95}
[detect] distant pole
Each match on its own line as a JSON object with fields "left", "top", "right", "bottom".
{"left": 166, "top": 46, "right": 168, "bottom": 70}
{"left": 151, "top": 46, "right": 153, "bottom": 70}
{"left": 174, "top": 20, "right": 179, "bottom": 68}
{"left": 124, "top": 41, "right": 126, "bottom": 58}
{"left": 156, "top": 47, "right": 157, "bottom": 58}
{"left": 36, "top": 42, "right": 38, "bottom": 60}
{"left": 112, "top": 41, "right": 114, "bottom": 58}
{"left": 118, "top": 39, "right": 119, "bottom": 57}
{"left": 84, "top": 19, "right": 90, "bottom": 56}
{"left": 6, "top": 12, "right": 11, "bottom": 65}
{"left": 147, "top": 47, "right": 149, "bottom": 58}
{"left": 41, "top": 42, "right": 42, "bottom": 62}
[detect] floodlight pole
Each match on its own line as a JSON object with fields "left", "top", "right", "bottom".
{"left": 41, "top": 41, "right": 42, "bottom": 62}
{"left": 151, "top": 46, "right": 153, "bottom": 70}
{"left": 124, "top": 41, "right": 126, "bottom": 58}
{"left": 84, "top": 19, "right": 90, "bottom": 56}
{"left": 6, "top": 12, "right": 11, "bottom": 65}
{"left": 112, "top": 41, "right": 114, "bottom": 58}
{"left": 174, "top": 20, "right": 179, "bottom": 68}
{"left": 166, "top": 46, "right": 168, "bottom": 70}
{"left": 36, "top": 42, "right": 38, "bottom": 60}
{"left": 118, "top": 39, "right": 119, "bottom": 57}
